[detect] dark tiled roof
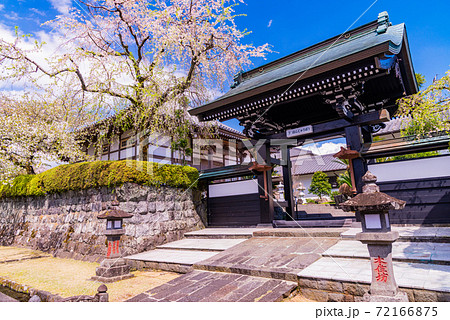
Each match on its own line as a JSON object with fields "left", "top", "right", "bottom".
{"left": 193, "top": 17, "right": 407, "bottom": 112}
{"left": 375, "top": 116, "right": 410, "bottom": 135}
{"left": 292, "top": 154, "right": 347, "bottom": 175}
{"left": 216, "top": 121, "right": 246, "bottom": 138}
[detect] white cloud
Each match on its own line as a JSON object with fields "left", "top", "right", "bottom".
{"left": 3, "top": 11, "right": 19, "bottom": 20}
{"left": 267, "top": 20, "right": 272, "bottom": 28}
{"left": 49, "top": 0, "right": 72, "bottom": 15}
{"left": 30, "top": 8, "right": 46, "bottom": 16}
{"left": 0, "top": 4, "right": 4, "bottom": 11}
{"left": 0, "top": 23, "right": 68, "bottom": 90}
{"left": 303, "top": 142, "right": 346, "bottom": 155}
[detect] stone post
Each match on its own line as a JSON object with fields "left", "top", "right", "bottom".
{"left": 95, "top": 284, "right": 109, "bottom": 302}
{"left": 341, "top": 171, "right": 408, "bottom": 302}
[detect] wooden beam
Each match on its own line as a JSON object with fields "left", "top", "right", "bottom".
{"left": 270, "top": 157, "right": 281, "bottom": 165}
{"left": 265, "top": 109, "right": 390, "bottom": 141}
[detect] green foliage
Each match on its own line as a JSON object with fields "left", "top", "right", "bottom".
{"left": 308, "top": 171, "right": 332, "bottom": 200}
{"left": 0, "top": 175, "right": 35, "bottom": 198}
{"left": 0, "top": 161, "right": 199, "bottom": 199}
{"left": 332, "top": 158, "right": 352, "bottom": 188}
{"left": 331, "top": 191, "right": 341, "bottom": 198}
{"left": 397, "top": 70, "right": 450, "bottom": 139}
{"left": 415, "top": 73, "right": 426, "bottom": 89}
{"left": 376, "top": 151, "right": 440, "bottom": 163}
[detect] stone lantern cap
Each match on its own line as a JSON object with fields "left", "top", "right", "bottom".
{"left": 340, "top": 171, "right": 406, "bottom": 212}
{"left": 97, "top": 209, "right": 133, "bottom": 219}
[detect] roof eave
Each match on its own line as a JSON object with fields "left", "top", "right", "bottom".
{"left": 189, "top": 42, "right": 392, "bottom": 118}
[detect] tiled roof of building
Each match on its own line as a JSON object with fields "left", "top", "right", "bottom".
{"left": 374, "top": 116, "right": 411, "bottom": 136}
{"left": 292, "top": 153, "right": 347, "bottom": 175}
{"left": 216, "top": 121, "right": 246, "bottom": 139}
{"left": 191, "top": 12, "right": 413, "bottom": 114}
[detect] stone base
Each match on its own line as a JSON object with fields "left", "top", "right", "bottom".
{"left": 91, "top": 273, "right": 134, "bottom": 283}
{"left": 91, "top": 258, "right": 133, "bottom": 283}
{"left": 363, "top": 291, "right": 409, "bottom": 302}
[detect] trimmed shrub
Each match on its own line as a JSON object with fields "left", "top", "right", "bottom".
{"left": 0, "top": 175, "right": 35, "bottom": 198}
{"left": 0, "top": 161, "right": 199, "bottom": 199}
{"left": 308, "top": 171, "right": 332, "bottom": 200}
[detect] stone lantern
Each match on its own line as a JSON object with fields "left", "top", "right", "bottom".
{"left": 340, "top": 171, "right": 408, "bottom": 302}
{"left": 91, "top": 209, "right": 134, "bottom": 283}
{"left": 296, "top": 182, "right": 306, "bottom": 203}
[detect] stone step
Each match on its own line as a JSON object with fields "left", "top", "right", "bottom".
{"left": 124, "top": 249, "right": 219, "bottom": 273}
{"left": 126, "top": 270, "right": 297, "bottom": 302}
{"left": 341, "top": 227, "right": 450, "bottom": 243}
{"left": 273, "top": 218, "right": 354, "bottom": 228}
{"left": 184, "top": 228, "right": 265, "bottom": 239}
{"left": 324, "top": 240, "right": 450, "bottom": 265}
{"left": 157, "top": 238, "right": 247, "bottom": 252}
{"left": 253, "top": 228, "right": 347, "bottom": 238}
{"left": 298, "top": 257, "right": 450, "bottom": 294}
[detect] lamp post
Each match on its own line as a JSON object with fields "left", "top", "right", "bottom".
{"left": 92, "top": 209, "right": 134, "bottom": 283}
{"left": 341, "top": 171, "right": 408, "bottom": 302}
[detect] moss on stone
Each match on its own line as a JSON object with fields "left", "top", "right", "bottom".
{"left": 0, "top": 161, "right": 199, "bottom": 199}
{"left": 0, "top": 175, "right": 35, "bottom": 198}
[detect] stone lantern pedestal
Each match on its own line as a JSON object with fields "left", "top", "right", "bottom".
{"left": 341, "top": 171, "right": 408, "bottom": 302}
{"left": 91, "top": 209, "right": 134, "bottom": 283}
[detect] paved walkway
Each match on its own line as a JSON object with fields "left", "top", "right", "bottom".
{"left": 126, "top": 227, "right": 450, "bottom": 302}
{"left": 126, "top": 270, "right": 296, "bottom": 302}
{"left": 126, "top": 231, "right": 339, "bottom": 301}
{"left": 195, "top": 237, "right": 338, "bottom": 281}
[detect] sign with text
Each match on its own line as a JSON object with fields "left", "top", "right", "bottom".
{"left": 286, "top": 125, "right": 313, "bottom": 138}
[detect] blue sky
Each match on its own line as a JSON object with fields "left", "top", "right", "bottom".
{"left": 1, "top": 0, "right": 449, "bottom": 138}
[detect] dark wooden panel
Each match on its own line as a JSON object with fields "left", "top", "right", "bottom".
{"left": 208, "top": 193, "right": 260, "bottom": 226}
{"left": 378, "top": 176, "right": 450, "bottom": 225}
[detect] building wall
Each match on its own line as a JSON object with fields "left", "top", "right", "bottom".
{"left": 88, "top": 129, "right": 244, "bottom": 171}
{"left": 368, "top": 155, "right": 450, "bottom": 225}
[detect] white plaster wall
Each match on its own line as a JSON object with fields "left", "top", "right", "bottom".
{"left": 110, "top": 137, "right": 120, "bottom": 152}
{"left": 209, "top": 179, "right": 259, "bottom": 198}
{"left": 368, "top": 155, "right": 450, "bottom": 182}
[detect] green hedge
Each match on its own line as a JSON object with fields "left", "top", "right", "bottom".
{"left": 0, "top": 161, "right": 199, "bottom": 199}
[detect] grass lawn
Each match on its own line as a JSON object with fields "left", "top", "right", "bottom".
{"left": 0, "top": 246, "right": 180, "bottom": 302}
{"left": 0, "top": 246, "right": 50, "bottom": 262}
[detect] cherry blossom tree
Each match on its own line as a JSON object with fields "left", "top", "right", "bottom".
{"left": 0, "top": 0, "right": 270, "bottom": 178}
{"left": 0, "top": 92, "right": 96, "bottom": 180}
{"left": 0, "top": 0, "right": 269, "bottom": 131}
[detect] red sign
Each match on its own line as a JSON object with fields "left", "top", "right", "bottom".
{"left": 374, "top": 256, "right": 388, "bottom": 282}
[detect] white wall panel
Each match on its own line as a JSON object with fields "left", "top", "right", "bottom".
{"left": 109, "top": 151, "right": 119, "bottom": 161}
{"left": 368, "top": 155, "right": 450, "bottom": 182}
{"left": 209, "top": 179, "right": 259, "bottom": 198}
{"left": 120, "top": 147, "right": 136, "bottom": 159}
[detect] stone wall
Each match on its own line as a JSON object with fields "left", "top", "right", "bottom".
{"left": 0, "top": 183, "right": 206, "bottom": 262}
